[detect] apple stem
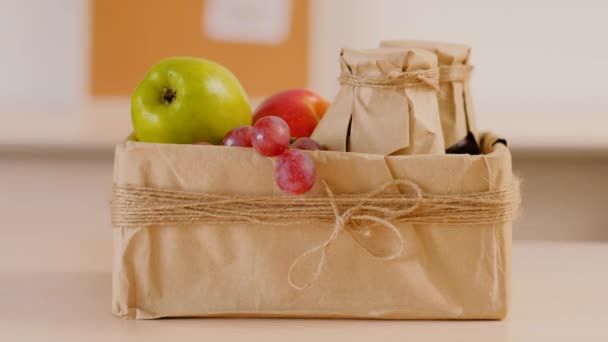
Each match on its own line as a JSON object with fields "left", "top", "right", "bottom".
{"left": 162, "top": 88, "right": 177, "bottom": 104}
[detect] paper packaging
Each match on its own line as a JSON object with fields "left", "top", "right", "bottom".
{"left": 381, "top": 40, "right": 477, "bottom": 148}
{"left": 311, "top": 48, "right": 445, "bottom": 155}
{"left": 112, "top": 133, "right": 513, "bottom": 320}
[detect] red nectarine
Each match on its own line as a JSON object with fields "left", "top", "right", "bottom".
{"left": 253, "top": 89, "right": 329, "bottom": 138}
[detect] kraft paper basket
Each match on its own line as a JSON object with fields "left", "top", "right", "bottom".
{"left": 111, "top": 133, "right": 518, "bottom": 320}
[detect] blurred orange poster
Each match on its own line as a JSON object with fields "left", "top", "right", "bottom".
{"left": 90, "top": 0, "right": 309, "bottom": 98}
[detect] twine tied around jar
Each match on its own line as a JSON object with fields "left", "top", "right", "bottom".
{"left": 439, "top": 65, "right": 473, "bottom": 82}
{"left": 339, "top": 68, "right": 440, "bottom": 90}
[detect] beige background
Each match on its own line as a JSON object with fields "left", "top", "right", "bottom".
{"left": 0, "top": 1, "right": 607, "bottom": 339}
{"left": 1, "top": 0, "right": 607, "bottom": 248}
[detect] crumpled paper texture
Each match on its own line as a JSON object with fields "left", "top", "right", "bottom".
{"left": 311, "top": 48, "right": 445, "bottom": 156}
{"left": 381, "top": 40, "right": 477, "bottom": 148}
{"left": 112, "top": 133, "right": 512, "bottom": 320}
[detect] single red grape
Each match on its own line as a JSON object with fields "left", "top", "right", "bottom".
{"left": 223, "top": 125, "right": 253, "bottom": 147}
{"left": 275, "top": 149, "right": 316, "bottom": 195}
{"left": 251, "top": 116, "right": 291, "bottom": 156}
{"left": 291, "top": 137, "right": 323, "bottom": 151}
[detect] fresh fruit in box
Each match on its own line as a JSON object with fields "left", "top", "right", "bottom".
{"left": 251, "top": 116, "right": 291, "bottom": 157}
{"left": 222, "top": 126, "right": 253, "bottom": 147}
{"left": 129, "top": 56, "right": 322, "bottom": 195}
{"left": 291, "top": 137, "right": 323, "bottom": 151}
{"left": 253, "top": 89, "right": 328, "bottom": 138}
{"left": 131, "top": 57, "right": 252, "bottom": 144}
{"left": 275, "top": 149, "right": 317, "bottom": 195}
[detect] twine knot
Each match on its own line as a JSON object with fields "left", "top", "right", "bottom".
{"left": 287, "top": 180, "right": 421, "bottom": 290}
{"left": 334, "top": 216, "right": 346, "bottom": 231}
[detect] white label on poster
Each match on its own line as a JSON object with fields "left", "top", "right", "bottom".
{"left": 203, "top": 0, "right": 292, "bottom": 45}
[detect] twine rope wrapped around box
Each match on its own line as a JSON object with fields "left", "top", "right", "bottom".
{"left": 112, "top": 178, "right": 520, "bottom": 290}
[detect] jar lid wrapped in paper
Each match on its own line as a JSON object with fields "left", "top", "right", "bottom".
{"left": 311, "top": 47, "right": 445, "bottom": 156}
{"left": 381, "top": 40, "right": 477, "bottom": 149}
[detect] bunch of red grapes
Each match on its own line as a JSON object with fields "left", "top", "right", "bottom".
{"left": 222, "top": 117, "right": 322, "bottom": 195}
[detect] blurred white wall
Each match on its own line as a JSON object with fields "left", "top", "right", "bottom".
{"left": 0, "top": 0, "right": 88, "bottom": 109}
{"left": 2, "top": 0, "right": 607, "bottom": 144}
{"left": 309, "top": 0, "right": 608, "bottom": 146}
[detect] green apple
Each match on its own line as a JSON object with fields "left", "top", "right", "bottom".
{"left": 131, "top": 57, "right": 252, "bottom": 144}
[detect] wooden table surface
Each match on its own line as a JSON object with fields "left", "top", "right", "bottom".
{"left": 1, "top": 242, "right": 607, "bottom": 341}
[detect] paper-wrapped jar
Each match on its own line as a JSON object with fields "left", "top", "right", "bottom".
{"left": 381, "top": 40, "right": 477, "bottom": 149}
{"left": 311, "top": 48, "right": 445, "bottom": 156}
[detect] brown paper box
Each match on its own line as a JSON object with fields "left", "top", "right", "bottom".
{"left": 381, "top": 40, "right": 477, "bottom": 148}
{"left": 311, "top": 48, "right": 445, "bottom": 155}
{"left": 112, "top": 133, "right": 513, "bottom": 320}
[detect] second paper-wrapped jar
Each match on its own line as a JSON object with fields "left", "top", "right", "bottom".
{"left": 381, "top": 40, "right": 477, "bottom": 149}
{"left": 312, "top": 47, "right": 445, "bottom": 156}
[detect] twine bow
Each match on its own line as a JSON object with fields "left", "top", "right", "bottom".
{"left": 287, "top": 180, "right": 422, "bottom": 290}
